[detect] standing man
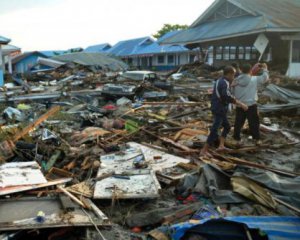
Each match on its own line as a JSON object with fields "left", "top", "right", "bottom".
{"left": 232, "top": 63, "right": 269, "bottom": 145}
{"left": 201, "top": 66, "right": 248, "bottom": 156}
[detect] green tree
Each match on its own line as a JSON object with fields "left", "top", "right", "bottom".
{"left": 153, "top": 24, "right": 189, "bottom": 39}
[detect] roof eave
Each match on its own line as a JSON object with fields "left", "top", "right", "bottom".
{"left": 163, "top": 27, "right": 300, "bottom": 46}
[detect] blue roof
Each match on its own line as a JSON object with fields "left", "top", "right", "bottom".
{"left": 134, "top": 31, "right": 190, "bottom": 56}
{"left": 40, "top": 50, "right": 66, "bottom": 57}
{"left": 107, "top": 32, "right": 190, "bottom": 57}
{"left": 162, "top": 0, "right": 300, "bottom": 46}
{"left": 84, "top": 43, "right": 111, "bottom": 53}
{"left": 163, "top": 15, "right": 268, "bottom": 45}
{"left": 107, "top": 36, "right": 154, "bottom": 57}
{"left": 12, "top": 51, "right": 48, "bottom": 64}
{"left": 0, "top": 35, "right": 11, "bottom": 44}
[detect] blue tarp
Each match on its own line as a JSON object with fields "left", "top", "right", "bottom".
{"left": 170, "top": 216, "right": 300, "bottom": 240}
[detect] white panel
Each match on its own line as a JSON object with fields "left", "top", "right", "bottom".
{"left": 287, "top": 63, "right": 300, "bottom": 77}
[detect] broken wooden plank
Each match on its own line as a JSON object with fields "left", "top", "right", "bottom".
{"left": 83, "top": 198, "right": 109, "bottom": 221}
{"left": 0, "top": 106, "right": 61, "bottom": 162}
{"left": 13, "top": 106, "right": 61, "bottom": 142}
{"left": 58, "top": 185, "right": 86, "bottom": 208}
{"left": 46, "top": 167, "right": 73, "bottom": 180}
{"left": 67, "top": 181, "right": 93, "bottom": 198}
{"left": 0, "top": 178, "right": 72, "bottom": 196}
{"left": 142, "top": 128, "right": 196, "bottom": 152}
{"left": 210, "top": 151, "right": 300, "bottom": 177}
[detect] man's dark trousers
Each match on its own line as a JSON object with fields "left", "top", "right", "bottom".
{"left": 207, "top": 112, "right": 231, "bottom": 145}
{"left": 233, "top": 104, "right": 260, "bottom": 141}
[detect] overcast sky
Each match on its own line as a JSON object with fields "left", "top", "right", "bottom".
{"left": 0, "top": 0, "right": 214, "bottom": 51}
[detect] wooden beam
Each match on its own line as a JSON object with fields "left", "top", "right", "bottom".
{"left": 58, "top": 185, "right": 87, "bottom": 208}
{"left": 13, "top": 106, "right": 60, "bottom": 142}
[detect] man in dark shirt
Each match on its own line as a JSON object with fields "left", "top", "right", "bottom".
{"left": 201, "top": 66, "right": 248, "bottom": 156}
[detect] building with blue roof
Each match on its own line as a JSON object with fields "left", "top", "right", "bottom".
{"left": 161, "top": 0, "right": 300, "bottom": 77}
{"left": 107, "top": 33, "right": 197, "bottom": 71}
{"left": 84, "top": 43, "right": 112, "bottom": 53}
{"left": 11, "top": 51, "right": 48, "bottom": 73}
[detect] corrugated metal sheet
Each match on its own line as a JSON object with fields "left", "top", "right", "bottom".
{"left": 51, "top": 52, "right": 128, "bottom": 71}
{"left": 162, "top": 0, "right": 300, "bottom": 45}
{"left": 230, "top": 0, "right": 300, "bottom": 29}
{"left": 0, "top": 35, "right": 10, "bottom": 44}
{"left": 171, "top": 216, "right": 300, "bottom": 240}
{"left": 84, "top": 43, "right": 111, "bottom": 53}
{"left": 163, "top": 15, "right": 267, "bottom": 45}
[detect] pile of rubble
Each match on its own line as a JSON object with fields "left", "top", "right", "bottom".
{"left": 0, "top": 60, "right": 300, "bottom": 240}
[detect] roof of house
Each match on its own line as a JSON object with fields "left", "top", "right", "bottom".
{"left": 11, "top": 51, "right": 48, "bottom": 64}
{"left": 134, "top": 31, "right": 190, "bottom": 56}
{"left": 107, "top": 37, "right": 154, "bottom": 57}
{"left": 162, "top": 0, "right": 300, "bottom": 45}
{"left": 51, "top": 52, "right": 128, "bottom": 71}
{"left": 0, "top": 35, "right": 11, "bottom": 44}
{"left": 40, "top": 50, "right": 66, "bottom": 57}
{"left": 2, "top": 45, "right": 21, "bottom": 55}
{"left": 84, "top": 43, "right": 112, "bottom": 53}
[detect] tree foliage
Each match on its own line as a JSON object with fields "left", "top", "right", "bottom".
{"left": 153, "top": 24, "right": 189, "bottom": 39}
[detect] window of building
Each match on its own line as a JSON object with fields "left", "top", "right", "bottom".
{"left": 158, "top": 55, "right": 165, "bottom": 64}
{"left": 216, "top": 46, "right": 223, "bottom": 60}
{"left": 223, "top": 47, "right": 230, "bottom": 60}
{"left": 238, "top": 47, "right": 245, "bottom": 60}
{"left": 245, "top": 47, "right": 251, "bottom": 60}
{"left": 167, "top": 54, "right": 174, "bottom": 64}
{"left": 229, "top": 47, "right": 236, "bottom": 60}
{"left": 251, "top": 47, "right": 258, "bottom": 60}
{"left": 189, "top": 54, "right": 195, "bottom": 63}
{"left": 292, "top": 40, "right": 300, "bottom": 63}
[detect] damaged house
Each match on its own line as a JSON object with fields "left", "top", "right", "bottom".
{"left": 11, "top": 51, "right": 48, "bottom": 74}
{"left": 107, "top": 32, "right": 196, "bottom": 71}
{"left": 161, "top": 0, "right": 300, "bottom": 77}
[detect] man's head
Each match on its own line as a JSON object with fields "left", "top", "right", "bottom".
{"left": 223, "top": 66, "right": 236, "bottom": 82}
{"left": 241, "top": 63, "right": 252, "bottom": 74}
{"left": 231, "top": 63, "right": 239, "bottom": 69}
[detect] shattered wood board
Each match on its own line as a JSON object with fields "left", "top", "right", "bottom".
{"left": 128, "top": 142, "right": 191, "bottom": 182}
{"left": 98, "top": 147, "right": 146, "bottom": 176}
{"left": 0, "top": 178, "right": 72, "bottom": 196}
{"left": 98, "top": 142, "right": 190, "bottom": 178}
{"left": 0, "top": 197, "right": 110, "bottom": 231}
{"left": 94, "top": 170, "right": 161, "bottom": 199}
{"left": 0, "top": 161, "right": 47, "bottom": 188}
{"left": 128, "top": 142, "right": 190, "bottom": 171}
